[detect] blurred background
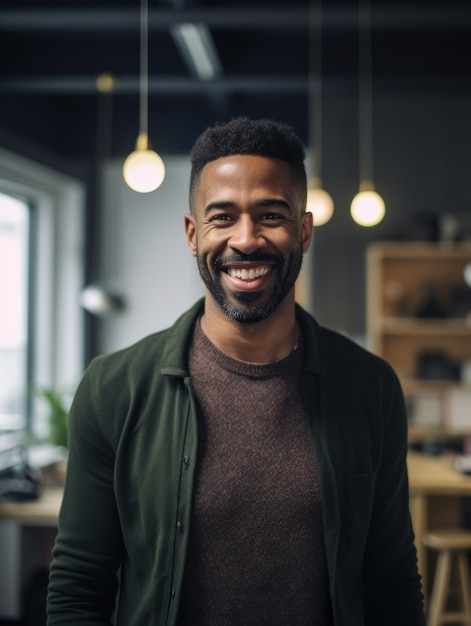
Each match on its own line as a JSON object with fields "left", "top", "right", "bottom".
{"left": 1, "top": 1, "right": 471, "bottom": 623}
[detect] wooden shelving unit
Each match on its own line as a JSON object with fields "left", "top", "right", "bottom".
{"left": 366, "top": 242, "right": 471, "bottom": 440}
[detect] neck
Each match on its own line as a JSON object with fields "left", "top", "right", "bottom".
{"left": 200, "top": 292, "right": 299, "bottom": 364}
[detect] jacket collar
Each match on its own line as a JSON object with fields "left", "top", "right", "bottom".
{"left": 160, "top": 298, "right": 321, "bottom": 377}
{"left": 295, "top": 303, "right": 321, "bottom": 375}
{"left": 160, "top": 298, "right": 205, "bottom": 377}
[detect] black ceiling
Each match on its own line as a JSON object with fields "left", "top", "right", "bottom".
{"left": 1, "top": 0, "right": 471, "bottom": 163}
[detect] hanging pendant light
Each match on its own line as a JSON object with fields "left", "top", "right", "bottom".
{"left": 81, "top": 73, "right": 126, "bottom": 316}
{"left": 350, "top": 0, "right": 385, "bottom": 227}
{"left": 307, "top": 177, "right": 334, "bottom": 227}
{"left": 351, "top": 180, "right": 385, "bottom": 227}
{"left": 123, "top": 0, "right": 165, "bottom": 193}
{"left": 306, "top": 0, "right": 333, "bottom": 226}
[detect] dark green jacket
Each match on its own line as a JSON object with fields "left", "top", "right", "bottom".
{"left": 47, "top": 300, "right": 425, "bottom": 625}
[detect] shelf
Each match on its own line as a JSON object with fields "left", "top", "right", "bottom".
{"left": 379, "top": 317, "right": 471, "bottom": 336}
{"left": 401, "top": 379, "right": 470, "bottom": 395}
{"left": 368, "top": 241, "right": 471, "bottom": 260}
{"left": 367, "top": 242, "right": 471, "bottom": 443}
{"left": 407, "top": 426, "right": 465, "bottom": 444}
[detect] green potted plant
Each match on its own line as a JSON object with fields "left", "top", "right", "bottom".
{"left": 37, "top": 388, "right": 69, "bottom": 449}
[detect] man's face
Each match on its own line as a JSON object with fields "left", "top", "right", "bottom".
{"left": 185, "top": 154, "right": 313, "bottom": 324}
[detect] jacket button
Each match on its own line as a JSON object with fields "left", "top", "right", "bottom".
{"left": 176, "top": 520, "right": 183, "bottom": 527}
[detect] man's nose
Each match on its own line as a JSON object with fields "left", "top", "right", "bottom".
{"left": 229, "top": 216, "right": 267, "bottom": 254}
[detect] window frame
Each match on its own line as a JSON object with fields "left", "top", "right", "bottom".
{"left": 0, "top": 147, "right": 85, "bottom": 439}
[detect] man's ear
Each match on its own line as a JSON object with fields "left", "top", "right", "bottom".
{"left": 301, "top": 210, "right": 314, "bottom": 254}
{"left": 184, "top": 213, "right": 197, "bottom": 256}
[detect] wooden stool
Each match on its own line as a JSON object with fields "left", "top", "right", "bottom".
{"left": 423, "top": 530, "right": 471, "bottom": 626}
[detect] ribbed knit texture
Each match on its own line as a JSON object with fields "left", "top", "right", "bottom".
{"left": 177, "top": 320, "right": 332, "bottom": 625}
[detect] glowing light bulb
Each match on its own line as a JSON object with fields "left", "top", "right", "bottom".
{"left": 306, "top": 177, "right": 334, "bottom": 226}
{"left": 350, "top": 182, "right": 385, "bottom": 227}
{"left": 123, "top": 132, "right": 165, "bottom": 193}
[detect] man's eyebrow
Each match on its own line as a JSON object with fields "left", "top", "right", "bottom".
{"left": 257, "top": 198, "right": 291, "bottom": 211}
{"left": 204, "top": 201, "right": 234, "bottom": 215}
{"left": 257, "top": 198, "right": 290, "bottom": 209}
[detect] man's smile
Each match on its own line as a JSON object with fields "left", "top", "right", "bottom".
{"left": 226, "top": 265, "right": 270, "bottom": 281}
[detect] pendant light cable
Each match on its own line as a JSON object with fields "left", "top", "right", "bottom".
{"left": 306, "top": 0, "right": 334, "bottom": 226}
{"left": 359, "top": 0, "right": 373, "bottom": 184}
{"left": 139, "top": 0, "right": 149, "bottom": 140}
{"left": 308, "top": 0, "right": 322, "bottom": 180}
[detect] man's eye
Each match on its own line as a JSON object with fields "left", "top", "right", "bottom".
{"left": 260, "top": 213, "right": 284, "bottom": 220}
{"left": 210, "top": 214, "right": 234, "bottom": 222}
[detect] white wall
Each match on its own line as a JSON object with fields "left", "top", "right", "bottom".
{"left": 98, "top": 156, "right": 204, "bottom": 355}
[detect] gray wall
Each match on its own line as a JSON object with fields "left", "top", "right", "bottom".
{"left": 97, "top": 92, "right": 471, "bottom": 354}
{"left": 98, "top": 156, "right": 203, "bottom": 355}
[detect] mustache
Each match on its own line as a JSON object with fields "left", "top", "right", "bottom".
{"left": 213, "top": 251, "right": 282, "bottom": 270}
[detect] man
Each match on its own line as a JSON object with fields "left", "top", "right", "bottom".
{"left": 47, "top": 117, "right": 425, "bottom": 625}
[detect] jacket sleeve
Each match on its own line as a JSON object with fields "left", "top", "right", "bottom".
{"left": 47, "top": 360, "right": 123, "bottom": 625}
{"left": 362, "top": 366, "right": 426, "bottom": 625}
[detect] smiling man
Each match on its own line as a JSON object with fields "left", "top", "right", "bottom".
{"left": 185, "top": 150, "right": 311, "bottom": 361}
{"left": 47, "top": 117, "right": 425, "bottom": 626}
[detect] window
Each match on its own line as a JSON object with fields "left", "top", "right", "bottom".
{"left": 0, "top": 193, "right": 31, "bottom": 432}
{"left": 0, "top": 147, "right": 85, "bottom": 442}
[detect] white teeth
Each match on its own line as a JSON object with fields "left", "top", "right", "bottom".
{"left": 228, "top": 267, "right": 269, "bottom": 280}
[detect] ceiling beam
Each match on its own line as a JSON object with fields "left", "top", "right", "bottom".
{"left": 1, "top": 74, "right": 469, "bottom": 96}
{"left": 0, "top": 9, "right": 306, "bottom": 31}
{"left": 1, "top": 6, "right": 471, "bottom": 32}
{"left": 0, "top": 75, "right": 309, "bottom": 95}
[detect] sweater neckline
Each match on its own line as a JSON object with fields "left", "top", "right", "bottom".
{"left": 193, "top": 318, "right": 303, "bottom": 379}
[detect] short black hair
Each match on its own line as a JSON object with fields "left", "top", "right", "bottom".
{"left": 189, "top": 116, "right": 307, "bottom": 212}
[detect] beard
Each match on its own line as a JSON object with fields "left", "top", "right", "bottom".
{"left": 196, "top": 245, "right": 304, "bottom": 324}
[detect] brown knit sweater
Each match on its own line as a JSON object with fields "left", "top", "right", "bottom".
{"left": 177, "top": 321, "right": 332, "bottom": 625}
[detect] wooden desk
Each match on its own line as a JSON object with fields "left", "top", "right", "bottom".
{"left": 0, "top": 487, "right": 63, "bottom": 620}
{"left": 407, "top": 451, "right": 471, "bottom": 596}
{"left": 0, "top": 486, "right": 63, "bottom": 524}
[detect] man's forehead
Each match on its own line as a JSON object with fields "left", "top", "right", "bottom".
{"left": 200, "top": 154, "right": 292, "bottom": 176}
